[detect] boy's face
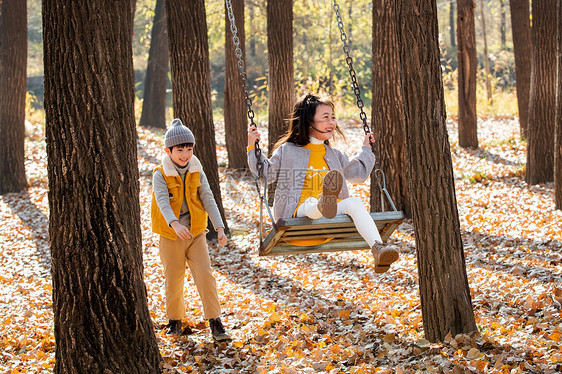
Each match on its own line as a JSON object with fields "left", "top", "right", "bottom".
{"left": 165, "top": 145, "right": 194, "bottom": 167}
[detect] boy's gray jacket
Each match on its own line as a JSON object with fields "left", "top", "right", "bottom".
{"left": 247, "top": 142, "right": 375, "bottom": 222}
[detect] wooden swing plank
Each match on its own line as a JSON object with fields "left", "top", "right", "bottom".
{"left": 266, "top": 240, "right": 373, "bottom": 255}
{"left": 259, "top": 211, "right": 405, "bottom": 256}
{"left": 281, "top": 232, "right": 364, "bottom": 241}
{"left": 274, "top": 236, "right": 365, "bottom": 247}
{"left": 285, "top": 226, "right": 359, "bottom": 236}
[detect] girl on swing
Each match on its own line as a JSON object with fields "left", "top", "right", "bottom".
{"left": 247, "top": 93, "right": 399, "bottom": 273}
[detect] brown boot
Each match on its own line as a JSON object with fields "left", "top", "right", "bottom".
{"left": 181, "top": 324, "right": 194, "bottom": 335}
{"left": 165, "top": 319, "right": 193, "bottom": 335}
{"left": 317, "top": 170, "right": 343, "bottom": 219}
{"left": 165, "top": 319, "right": 182, "bottom": 335}
{"left": 209, "top": 317, "right": 231, "bottom": 342}
{"left": 371, "top": 242, "right": 399, "bottom": 273}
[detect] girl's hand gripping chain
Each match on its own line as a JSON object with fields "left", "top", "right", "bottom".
{"left": 363, "top": 132, "right": 375, "bottom": 147}
{"left": 248, "top": 127, "right": 261, "bottom": 147}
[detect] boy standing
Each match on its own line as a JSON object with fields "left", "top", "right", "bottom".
{"left": 151, "top": 118, "right": 230, "bottom": 341}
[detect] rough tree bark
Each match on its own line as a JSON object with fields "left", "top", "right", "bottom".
{"left": 165, "top": 0, "right": 229, "bottom": 237}
{"left": 267, "top": 0, "right": 293, "bottom": 153}
{"left": 509, "top": 0, "right": 532, "bottom": 138}
{"left": 139, "top": 0, "right": 169, "bottom": 129}
{"left": 554, "top": 1, "right": 562, "bottom": 210}
{"left": 0, "top": 0, "right": 28, "bottom": 194}
{"left": 266, "top": 0, "right": 293, "bottom": 206}
{"left": 394, "top": 0, "right": 478, "bottom": 342}
{"left": 131, "top": 0, "right": 137, "bottom": 31}
{"left": 224, "top": 0, "right": 248, "bottom": 169}
{"left": 526, "top": 0, "right": 557, "bottom": 185}
{"left": 457, "top": 0, "right": 478, "bottom": 149}
{"left": 371, "top": 0, "right": 410, "bottom": 218}
{"left": 43, "top": 0, "right": 162, "bottom": 372}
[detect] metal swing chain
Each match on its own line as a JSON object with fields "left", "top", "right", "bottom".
{"left": 225, "top": 0, "right": 277, "bottom": 241}
{"left": 332, "top": 0, "right": 397, "bottom": 212}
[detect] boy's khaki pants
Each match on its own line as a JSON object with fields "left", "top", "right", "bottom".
{"left": 159, "top": 232, "right": 221, "bottom": 320}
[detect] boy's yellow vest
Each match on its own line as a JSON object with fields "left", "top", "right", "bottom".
{"left": 151, "top": 164, "right": 208, "bottom": 240}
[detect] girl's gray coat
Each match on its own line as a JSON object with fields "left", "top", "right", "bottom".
{"left": 247, "top": 142, "right": 376, "bottom": 222}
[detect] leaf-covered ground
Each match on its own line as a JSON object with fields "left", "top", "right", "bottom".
{"left": 1, "top": 117, "right": 561, "bottom": 373}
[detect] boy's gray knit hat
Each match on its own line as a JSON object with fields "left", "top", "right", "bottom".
{"left": 165, "top": 118, "right": 196, "bottom": 148}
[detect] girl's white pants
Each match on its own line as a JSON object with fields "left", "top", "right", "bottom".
{"left": 296, "top": 196, "right": 383, "bottom": 247}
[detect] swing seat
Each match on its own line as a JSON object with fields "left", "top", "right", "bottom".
{"left": 259, "top": 211, "right": 405, "bottom": 256}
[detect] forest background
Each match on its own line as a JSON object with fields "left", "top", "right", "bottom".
{"left": 7, "top": 0, "right": 561, "bottom": 373}
{"left": 25, "top": 0, "right": 517, "bottom": 122}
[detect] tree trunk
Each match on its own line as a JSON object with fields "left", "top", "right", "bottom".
{"left": 267, "top": 0, "right": 293, "bottom": 153}
{"left": 43, "top": 1, "right": 162, "bottom": 372}
{"left": 139, "top": 0, "right": 169, "bottom": 129}
{"left": 166, "top": 0, "right": 230, "bottom": 237}
{"left": 131, "top": 0, "right": 137, "bottom": 32}
{"left": 266, "top": 0, "right": 293, "bottom": 207}
{"left": 555, "top": 2, "right": 562, "bottom": 210}
{"left": 526, "top": 0, "right": 557, "bottom": 185}
{"left": 509, "top": 0, "right": 532, "bottom": 138}
{"left": 500, "top": 0, "right": 506, "bottom": 48}
{"left": 371, "top": 0, "right": 410, "bottom": 218}
{"left": 479, "top": 0, "right": 493, "bottom": 104}
{"left": 248, "top": 4, "right": 256, "bottom": 58}
{"left": 457, "top": 0, "right": 478, "bottom": 149}
{"left": 0, "top": 0, "right": 28, "bottom": 194}
{"left": 224, "top": 0, "right": 248, "bottom": 169}
{"left": 394, "top": 0, "right": 477, "bottom": 342}
{"left": 450, "top": 0, "right": 456, "bottom": 49}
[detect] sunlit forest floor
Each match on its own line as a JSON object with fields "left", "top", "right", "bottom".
{"left": 1, "top": 117, "right": 561, "bottom": 373}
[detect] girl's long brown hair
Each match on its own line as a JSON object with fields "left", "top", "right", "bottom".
{"left": 272, "top": 93, "right": 345, "bottom": 152}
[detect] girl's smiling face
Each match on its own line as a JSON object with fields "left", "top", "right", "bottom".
{"left": 309, "top": 104, "right": 336, "bottom": 141}
{"left": 165, "top": 144, "right": 194, "bottom": 167}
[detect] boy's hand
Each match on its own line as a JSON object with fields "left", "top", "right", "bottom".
{"left": 171, "top": 221, "right": 193, "bottom": 240}
{"left": 248, "top": 127, "right": 261, "bottom": 147}
{"left": 216, "top": 227, "right": 227, "bottom": 246}
{"left": 363, "top": 132, "right": 374, "bottom": 147}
